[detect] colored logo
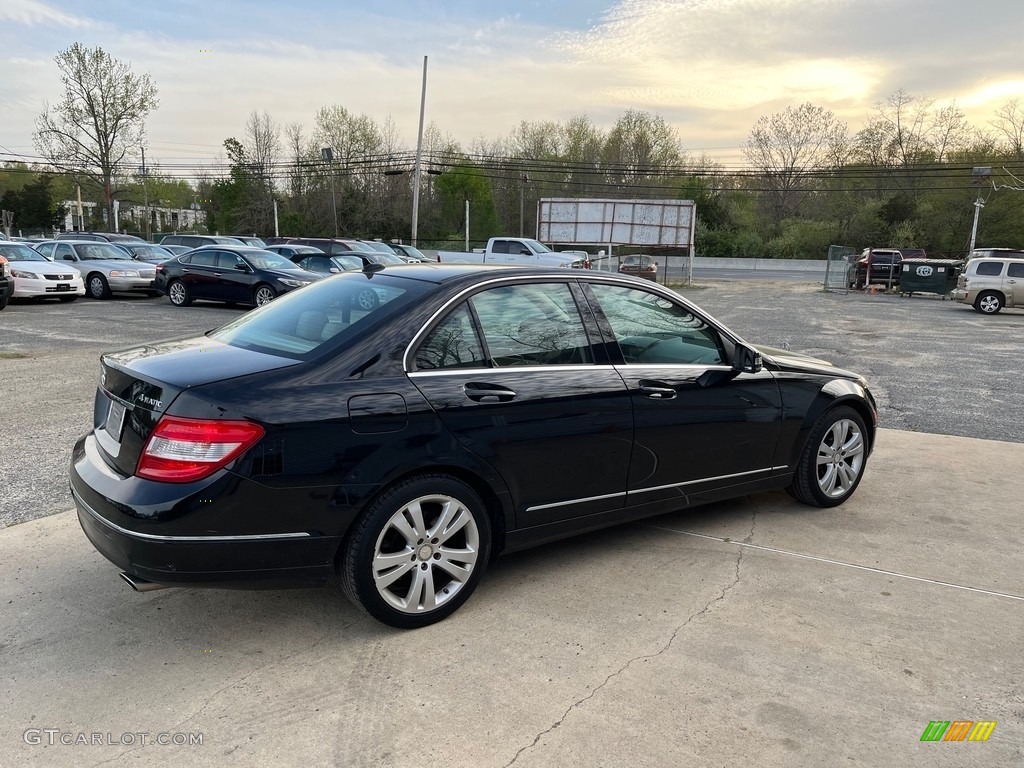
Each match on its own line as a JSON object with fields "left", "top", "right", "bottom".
{"left": 920, "top": 720, "right": 996, "bottom": 742}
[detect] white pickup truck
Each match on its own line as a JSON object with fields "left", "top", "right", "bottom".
{"left": 436, "top": 237, "right": 589, "bottom": 268}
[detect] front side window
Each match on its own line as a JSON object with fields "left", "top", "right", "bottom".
{"left": 469, "top": 282, "right": 592, "bottom": 367}
{"left": 55, "top": 244, "right": 75, "bottom": 261}
{"left": 589, "top": 284, "right": 724, "bottom": 366}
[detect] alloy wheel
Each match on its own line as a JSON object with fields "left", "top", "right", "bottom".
{"left": 371, "top": 494, "right": 481, "bottom": 614}
{"left": 815, "top": 419, "right": 865, "bottom": 498}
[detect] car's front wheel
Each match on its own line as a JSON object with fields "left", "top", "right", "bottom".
{"left": 87, "top": 273, "right": 111, "bottom": 299}
{"left": 167, "top": 279, "right": 191, "bottom": 307}
{"left": 253, "top": 284, "right": 276, "bottom": 306}
{"left": 974, "top": 291, "right": 1003, "bottom": 314}
{"left": 341, "top": 474, "right": 492, "bottom": 629}
{"left": 787, "top": 405, "right": 868, "bottom": 508}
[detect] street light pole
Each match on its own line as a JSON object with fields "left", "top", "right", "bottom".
{"left": 968, "top": 166, "right": 992, "bottom": 255}
{"left": 140, "top": 147, "right": 150, "bottom": 241}
{"left": 322, "top": 147, "right": 338, "bottom": 237}
{"left": 411, "top": 55, "right": 428, "bottom": 247}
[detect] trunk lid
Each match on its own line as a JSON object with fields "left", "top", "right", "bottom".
{"left": 93, "top": 336, "right": 300, "bottom": 476}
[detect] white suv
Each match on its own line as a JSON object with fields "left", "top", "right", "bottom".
{"left": 951, "top": 257, "right": 1024, "bottom": 314}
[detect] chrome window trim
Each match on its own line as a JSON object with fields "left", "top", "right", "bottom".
{"left": 525, "top": 491, "right": 628, "bottom": 513}
{"left": 409, "top": 364, "right": 620, "bottom": 378}
{"left": 402, "top": 273, "right": 750, "bottom": 373}
{"left": 73, "top": 487, "right": 312, "bottom": 542}
{"left": 627, "top": 467, "right": 774, "bottom": 496}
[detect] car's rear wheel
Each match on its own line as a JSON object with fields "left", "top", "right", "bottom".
{"left": 341, "top": 474, "right": 492, "bottom": 629}
{"left": 787, "top": 406, "right": 868, "bottom": 508}
{"left": 356, "top": 288, "right": 379, "bottom": 310}
{"left": 253, "top": 284, "right": 276, "bottom": 306}
{"left": 87, "top": 273, "right": 111, "bottom": 300}
{"left": 974, "top": 291, "right": 1003, "bottom": 314}
{"left": 167, "top": 279, "right": 191, "bottom": 307}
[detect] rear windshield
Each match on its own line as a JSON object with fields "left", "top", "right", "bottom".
{"left": 208, "top": 272, "right": 431, "bottom": 359}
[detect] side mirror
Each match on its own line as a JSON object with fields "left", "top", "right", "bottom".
{"left": 234, "top": 263, "right": 250, "bottom": 272}
{"left": 329, "top": 267, "right": 341, "bottom": 274}
{"left": 733, "top": 344, "right": 763, "bottom": 374}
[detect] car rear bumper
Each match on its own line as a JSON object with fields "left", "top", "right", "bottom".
{"left": 70, "top": 433, "right": 342, "bottom": 587}
{"left": 950, "top": 288, "right": 970, "bottom": 302}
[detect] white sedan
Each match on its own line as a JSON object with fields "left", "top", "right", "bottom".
{"left": 0, "top": 242, "right": 84, "bottom": 302}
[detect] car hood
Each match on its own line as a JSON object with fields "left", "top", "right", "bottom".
{"left": 9, "top": 260, "right": 82, "bottom": 275}
{"left": 75, "top": 259, "right": 146, "bottom": 271}
{"left": 754, "top": 344, "right": 860, "bottom": 379}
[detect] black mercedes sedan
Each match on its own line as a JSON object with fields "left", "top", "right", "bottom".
{"left": 71, "top": 265, "right": 877, "bottom": 628}
{"left": 154, "top": 245, "right": 322, "bottom": 307}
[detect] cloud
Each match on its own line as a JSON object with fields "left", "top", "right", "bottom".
{"left": 0, "top": 0, "right": 94, "bottom": 28}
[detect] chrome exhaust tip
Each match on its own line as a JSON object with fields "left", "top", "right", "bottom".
{"left": 119, "top": 572, "right": 170, "bottom": 592}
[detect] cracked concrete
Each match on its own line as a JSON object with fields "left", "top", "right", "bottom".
{"left": 1, "top": 429, "right": 1023, "bottom": 767}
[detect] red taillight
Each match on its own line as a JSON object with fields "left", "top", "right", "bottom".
{"left": 136, "top": 416, "right": 265, "bottom": 483}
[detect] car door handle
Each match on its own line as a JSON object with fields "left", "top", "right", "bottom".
{"left": 213, "top": 272, "right": 222, "bottom": 276}
{"left": 638, "top": 381, "right": 677, "bottom": 400}
{"left": 464, "top": 382, "right": 517, "bottom": 402}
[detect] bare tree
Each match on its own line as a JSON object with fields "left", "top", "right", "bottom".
{"left": 991, "top": 99, "right": 1024, "bottom": 158}
{"left": 744, "top": 102, "right": 847, "bottom": 220}
{"left": 34, "top": 43, "right": 158, "bottom": 229}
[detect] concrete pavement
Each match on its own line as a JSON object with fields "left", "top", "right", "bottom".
{"left": 1, "top": 428, "right": 1022, "bottom": 767}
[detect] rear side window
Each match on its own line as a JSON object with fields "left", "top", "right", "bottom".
{"left": 1008, "top": 263, "right": 1024, "bottom": 277}
{"left": 976, "top": 261, "right": 1004, "bottom": 276}
{"left": 415, "top": 304, "right": 486, "bottom": 369}
{"left": 469, "top": 283, "right": 593, "bottom": 367}
{"left": 190, "top": 251, "right": 218, "bottom": 267}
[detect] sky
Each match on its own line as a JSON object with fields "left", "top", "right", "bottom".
{"left": 2, "top": 0, "right": 1024, "bottom": 174}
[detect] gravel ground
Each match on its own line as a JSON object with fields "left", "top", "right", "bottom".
{"left": 1, "top": 281, "right": 1020, "bottom": 529}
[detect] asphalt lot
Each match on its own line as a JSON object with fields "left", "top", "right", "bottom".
{"left": 1, "top": 279, "right": 1022, "bottom": 766}
{"left": 2, "top": 278, "right": 1020, "bottom": 529}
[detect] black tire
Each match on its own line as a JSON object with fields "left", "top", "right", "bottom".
{"left": 146, "top": 290, "right": 161, "bottom": 298}
{"left": 87, "top": 273, "right": 111, "bottom": 300}
{"left": 253, "top": 284, "right": 276, "bottom": 306}
{"left": 355, "top": 287, "right": 379, "bottom": 311}
{"left": 167, "top": 279, "right": 191, "bottom": 307}
{"left": 0, "top": 293, "right": 7, "bottom": 310}
{"left": 341, "top": 474, "right": 492, "bottom": 629}
{"left": 58, "top": 296, "right": 78, "bottom": 303}
{"left": 787, "top": 405, "right": 869, "bottom": 508}
{"left": 973, "top": 291, "right": 1003, "bottom": 314}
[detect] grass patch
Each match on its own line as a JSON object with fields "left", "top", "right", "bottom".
{"left": 0, "top": 351, "right": 30, "bottom": 360}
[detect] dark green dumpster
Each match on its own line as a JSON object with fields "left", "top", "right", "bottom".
{"left": 898, "top": 259, "right": 963, "bottom": 298}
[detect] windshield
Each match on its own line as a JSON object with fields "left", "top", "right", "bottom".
{"left": 209, "top": 272, "right": 429, "bottom": 359}
{"left": 76, "top": 243, "right": 132, "bottom": 260}
{"left": 242, "top": 249, "right": 305, "bottom": 270}
{"left": 522, "top": 239, "right": 552, "bottom": 253}
{"left": 0, "top": 243, "right": 47, "bottom": 261}
{"left": 130, "top": 245, "right": 171, "bottom": 255}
